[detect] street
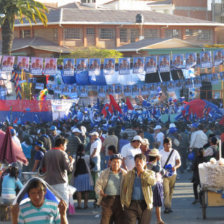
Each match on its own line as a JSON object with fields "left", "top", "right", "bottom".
{"left": 67, "top": 171, "right": 224, "bottom": 224}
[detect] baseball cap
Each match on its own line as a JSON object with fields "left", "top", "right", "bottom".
{"left": 169, "top": 123, "right": 176, "bottom": 128}
{"left": 110, "top": 154, "right": 123, "bottom": 161}
{"left": 154, "top": 125, "right": 162, "bottom": 130}
{"left": 89, "top": 131, "right": 99, "bottom": 137}
{"left": 190, "top": 123, "right": 198, "bottom": 129}
{"left": 132, "top": 135, "right": 143, "bottom": 142}
{"left": 71, "top": 127, "right": 81, "bottom": 133}
{"left": 50, "top": 126, "right": 57, "bottom": 131}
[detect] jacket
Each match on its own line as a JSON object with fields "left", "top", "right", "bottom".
{"left": 121, "top": 168, "right": 156, "bottom": 209}
{"left": 95, "top": 167, "right": 127, "bottom": 205}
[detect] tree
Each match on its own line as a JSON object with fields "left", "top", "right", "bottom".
{"left": 0, "top": 0, "right": 48, "bottom": 55}
{"left": 59, "top": 47, "right": 123, "bottom": 63}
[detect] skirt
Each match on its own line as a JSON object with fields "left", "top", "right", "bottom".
{"left": 74, "top": 173, "right": 93, "bottom": 192}
{"left": 153, "top": 182, "right": 164, "bottom": 207}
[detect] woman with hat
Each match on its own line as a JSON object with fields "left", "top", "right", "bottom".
{"left": 32, "top": 141, "right": 46, "bottom": 172}
{"left": 147, "top": 148, "right": 165, "bottom": 224}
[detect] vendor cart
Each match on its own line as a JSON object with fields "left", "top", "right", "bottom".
{"left": 200, "top": 187, "right": 224, "bottom": 219}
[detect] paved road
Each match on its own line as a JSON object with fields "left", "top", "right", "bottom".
{"left": 2, "top": 171, "right": 224, "bottom": 224}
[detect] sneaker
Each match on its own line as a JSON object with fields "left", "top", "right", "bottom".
{"left": 168, "top": 208, "right": 173, "bottom": 213}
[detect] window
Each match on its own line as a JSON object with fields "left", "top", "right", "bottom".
{"left": 120, "top": 29, "right": 127, "bottom": 42}
{"left": 185, "top": 29, "right": 193, "bottom": 36}
{"left": 20, "top": 30, "right": 31, "bottom": 38}
{"left": 144, "top": 29, "right": 159, "bottom": 39}
{"left": 197, "top": 29, "right": 212, "bottom": 41}
{"left": 64, "top": 28, "right": 82, "bottom": 39}
{"left": 100, "top": 28, "right": 114, "bottom": 39}
{"left": 165, "top": 29, "right": 181, "bottom": 38}
{"left": 131, "top": 29, "right": 139, "bottom": 43}
{"left": 87, "top": 28, "right": 95, "bottom": 35}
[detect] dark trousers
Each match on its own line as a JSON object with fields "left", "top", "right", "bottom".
{"left": 100, "top": 196, "right": 123, "bottom": 224}
{"left": 193, "top": 183, "right": 199, "bottom": 200}
{"left": 123, "top": 200, "right": 152, "bottom": 224}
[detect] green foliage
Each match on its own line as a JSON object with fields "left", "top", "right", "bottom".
{"left": 59, "top": 47, "right": 123, "bottom": 63}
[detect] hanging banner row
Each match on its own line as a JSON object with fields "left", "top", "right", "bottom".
{"left": 1, "top": 49, "right": 224, "bottom": 75}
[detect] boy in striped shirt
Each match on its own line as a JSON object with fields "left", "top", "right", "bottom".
{"left": 11, "top": 179, "right": 68, "bottom": 224}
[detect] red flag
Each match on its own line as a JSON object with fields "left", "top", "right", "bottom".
{"left": 101, "top": 104, "right": 109, "bottom": 117}
{"left": 126, "top": 97, "right": 134, "bottom": 110}
{"left": 109, "top": 95, "right": 122, "bottom": 114}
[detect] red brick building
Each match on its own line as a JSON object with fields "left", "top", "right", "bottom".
{"left": 1, "top": 7, "right": 223, "bottom": 56}
{"left": 173, "top": 0, "right": 212, "bottom": 21}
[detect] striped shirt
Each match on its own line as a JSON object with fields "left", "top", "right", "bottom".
{"left": 18, "top": 199, "right": 60, "bottom": 224}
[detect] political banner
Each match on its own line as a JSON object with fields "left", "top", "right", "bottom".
{"left": 185, "top": 53, "right": 197, "bottom": 69}
{"left": 77, "top": 58, "right": 88, "bottom": 71}
{"left": 123, "top": 85, "right": 132, "bottom": 96}
{"left": 159, "top": 55, "right": 170, "bottom": 72}
{"left": 44, "top": 58, "right": 57, "bottom": 75}
{"left": 132, "top": 84, "right": 140, "bottom": 96}
{"left": 30, "top": 57, "right": 43, "bottom": 75}
{"left": 103, "top": 58, "right": 115, "bottom": 75}
{"left": 140, "top": 84, "right": 149, "bottom": 95}
{"left": 63, "top": 58, "right": 75, "bottom": 76}
{"left": 78, "top": 86, "right": 88, "bottom": 97}
{"left": 115, "top": 84, "right": 122, "bottom": 94}
{"left": 200, "top": 51, "right": 212, "bottom": 68}
{"left": 213, "top": 49, "right": 223, "bottom": 66}
{"left": 106, "top": 85, "right": 114, "bottom": 95}
{"left": 17, "top": 56, "right": 29, "bottom": 70}
{"left": 172, "top": 54, "right": 184, "bottom": 69}
{"left": 98, "top": 86, "right": 106, "bottom": 97}
{"left": 2, "top": 56, "right": 15, "bottom": 71}
{"left": 119, "top": 58, "right": 130, "bottom": 75}
{"left": 145, "top": 56, "right": 157, "bottom": 73}
{"left": 133, "top": 57, "right": 144, "bottom": 74}
{"left": 35, "top": 83, "right": 44, "bottom": 90}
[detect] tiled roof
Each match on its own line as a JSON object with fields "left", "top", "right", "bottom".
{"left": 14, "top": 8, "right": 224, "bottom": 27}
{"left": 116, "top": 38, "right": 202, "bottom": 52}
{"left": 0, "top": 37, "right": 71, "bottom": 53}
{"left": 147, "top": 0, "right": 172, "bottom": 5}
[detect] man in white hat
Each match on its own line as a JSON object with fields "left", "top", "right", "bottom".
{"left": 67, "top": 127, "right": 82, "bottom": 157}
{"left": 121, "top": 135, "right": 142, "bottom": 171}
{"left": 154, "top": 125, "right": 164, "bottom": 151}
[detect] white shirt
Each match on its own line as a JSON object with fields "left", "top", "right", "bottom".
{"left": 155, "top": 132, "right": 164, "bottom": 151}
{"left": 121, "top": 143, "right": 141, "bottom": 170}
{"left": 190, "top": 130, "right": 208, "bottom": 149}
{"left": 12, "top": 135, "right": 22, "bottom": 150}
{"left": 90, "top": 138, "right": 102, "bottom": 157}
{"left": 160, "top": 149, "right": 181, "bottom": 175}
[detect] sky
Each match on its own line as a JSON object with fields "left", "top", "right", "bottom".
{"left": 208, "top": 0, "right": 222, "bottom": 10}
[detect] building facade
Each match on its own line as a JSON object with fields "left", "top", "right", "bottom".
{"left": 2, "top": 8, "right": 223, "bottom": 56}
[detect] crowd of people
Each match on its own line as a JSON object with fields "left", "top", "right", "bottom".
{"left": 0, "top": 112, "right": 223, "bottom": 223}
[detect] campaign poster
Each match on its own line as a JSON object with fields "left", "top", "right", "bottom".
{"left": 2, "top": 56, "right": 15, "bottom": 71}
{"left": 133, "top": 57, "right": 144, "bottom": 74}
{"left": 213, "top": 50, "right": 223, "bottom": 66}
{"left": 70, "top": 85, "right": 78, "bottom": 98}
{"left": 44, "top": 58, "right": 57, "bottom": 75}
{"left": 140, "top": 84, "right": 149, "bottom": 95}
{"left": 185, "top": 53, "right": 197, "bottom": 69}
{"left": 76, "top": 58, "right": 88, "bottom": 71}
{"left": 103, "top": 58, "right": 115, "bottom": 75}
{"left": 63, "top": 58, "right": 75, "bottom": 76}
{"left": 132, "top": 84, "right": 140, "bottom": 96}
{"left": 89, "top": 58, "right": 101, "bottom": 79}
{"left": 79, "top": 85, "right": 88, "bottom": 97}
{"left": 193, "top": 76, "right": 202, "bottom": 88}
{"left": 106, "top": 85, "right": 114, "bottom": 95}
{"left": 172, "top": 54, "right": 184, "bottom": 69}
{"left": 17, "top": 56, "right": 29, "bottom": 70}
{"left": 54, "top": 85, "right": 62, "bottom": 95}
{"left": 211, "top": 73, "right": 219, "bottom": 84}
{"left": 145, "top": 56, "right": 157, "bottom": 73}
{"left": 123, "top": 85, "right": 132, "bottom": 96}
{"left": 115, "top": 84, "right": 122, "bottom": 95}
{"left": 158, "top": 55, "right": 170, "bottom": 72}
{"left": 200, "top": 51, "right": 212, "bottom": 68}
{"left": 119, "top": 58, "right": 130, "bottom": 75}
{"left": 0, "top": 56, "right": 2, "bottom": 65}
{"left": 30, "top": 57, "right": 43, "bottom": 75}
{"left": 97, "top": 86, "right": 106, "bottom": 97}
